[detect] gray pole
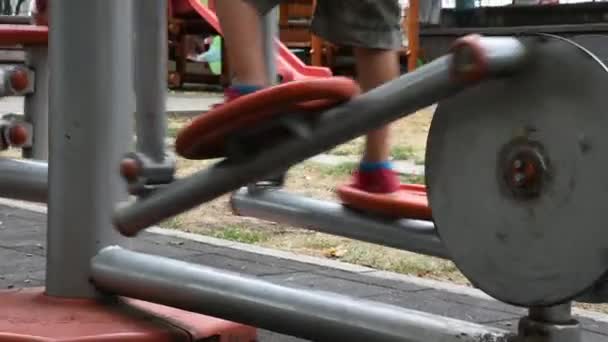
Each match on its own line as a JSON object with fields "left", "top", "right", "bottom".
{"left": 133, "top": 0, "right": 167, "bottom": 163}
{"left": 92, "top": 246, "right": 511, "bottom": 342}
{"left": 0, "top": 158, "right": 46, "bottom": 202}
{"left": 46, "top": 0, "right": 133, "bottom": 297}
{"left": 261, "top": 7, "right": 277, "bottom": 85}
{"left": 22, "top": 46, "right": 48, "bottom": 160}
{"left": 231, "top": 188, "right": 449, "bottom": 259}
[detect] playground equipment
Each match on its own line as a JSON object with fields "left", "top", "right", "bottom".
{"left": 179, "top": 0, "right": 331, "bottom": 83}
{"left": 0, "top": 1, "right": 607, "bottom": 342}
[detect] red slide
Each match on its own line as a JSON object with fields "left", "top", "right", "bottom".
{"left": 175, "top": 0, "right": 332, "bottom": 82}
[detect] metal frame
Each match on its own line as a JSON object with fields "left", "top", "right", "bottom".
{"left": 0, "top": 1, "right": 593, "bottom": 341}
{"left": 22, "top": 44, "right": 48, "bottom": 160}
{"left": 46, "top": 0, "right": 133, "bottom": 297}
{"left": 231, "top": 188, "right": 449, "bottom": 259}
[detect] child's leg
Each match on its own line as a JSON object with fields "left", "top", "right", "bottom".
{"left": 216, "top": 0, "right": 267, "bottom": 87}
{"left": 312, "top": 0, "right": 403, "bottom": 193}
{"left": 216, "top": 0, "right": 280, "bottom": 97}
{"left": 354, "top": 48, "right": 400, "bottom": 164}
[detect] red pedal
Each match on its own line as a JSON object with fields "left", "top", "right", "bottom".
{"left": 0, "top": 287, "right": 257, "bottom": 342}
{"left": 175, "top": 77, "right": 360, "bottom": 160}
{"left": 336, "top": 183, "right": 432, "bottom": 220}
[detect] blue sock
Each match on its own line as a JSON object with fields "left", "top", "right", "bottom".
{"left": 231, "top": 84, "right": 263, "bottom": 95}
{"left": 359, "top": 160, "right": 392, "bottom": 172}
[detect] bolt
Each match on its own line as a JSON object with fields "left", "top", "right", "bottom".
{"left": 9, "top": 68, "right": 29, "bottom": 93}
{"left": 513, "top": 172, "right": 526, "bottom": 186}
{"left": 513, "top": 159, "right": 523, "bottom": 170}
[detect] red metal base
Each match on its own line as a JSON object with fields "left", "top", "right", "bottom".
{"left": 0, "top": 287, "right": 257, "bottom": 342}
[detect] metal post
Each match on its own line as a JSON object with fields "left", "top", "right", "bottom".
{"left": 518, "top": 302, "right": 581, "bottom": 342}
{"left": 133, "top": 0, "right": 166, "bottom": 163}
{"left": 46, "top": 0, "right": 133, "bottom": 297}
{"left": 0, "top": 158, "right": 46, "bottom": 202}
{"left": 0, "top": 14, "right": 30, "bottom": 24}
{"left": 91, "top": 246, "right": 511, "bottom": 342}
{"left": 231, "top": 188, "right": 448, "bottom": 259}
{"left": 261, "top": 6, "right": 277, "bottom": 85}
{"left": 22, "top": 46, "right": 48, "bottom": 160}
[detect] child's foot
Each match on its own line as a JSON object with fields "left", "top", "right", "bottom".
{"left": 212, "top": 84, "right": 263, "bottom": 109}
{"left": 351, "top": 161, "right": 401, "bottom": 194}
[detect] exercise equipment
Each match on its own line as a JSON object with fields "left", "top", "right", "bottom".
{"left": 427, "top": 34, "right": 608, "bottom": 307}
{"left": 0, "top": 1, "right": 606, "bottom": 341}
{"left": 336, "top": 183, "right": 432, "bottom": 220}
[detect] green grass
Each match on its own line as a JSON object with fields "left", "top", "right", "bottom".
{"left": 400, "top": 174, "right": 425, "bottom": 185}
{"left": 391, "top": 145, "right": 417, "bottom": 160}
{"left": 328, "top": 139, "right": 365, "bottom": 156}
{"left": 315, "top": 162, "right": 358, "bottom": 177}
{"left": 161, "top": 216, "right": 185, "bottom": 229}
{"left": 212, "top": 226, "right": 272, "bottom": 244}
{"left": 167, "top": 126, "right": 180, "bottom": 138}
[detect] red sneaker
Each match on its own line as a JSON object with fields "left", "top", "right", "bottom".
{"left": 351, "top": 168, "right": 401, "bottom": 194}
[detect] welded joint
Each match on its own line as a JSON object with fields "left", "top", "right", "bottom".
{"left": 119, "top": 151, "right": 176, "bottom": 197}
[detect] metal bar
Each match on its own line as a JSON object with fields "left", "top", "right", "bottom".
{"left": 0, "top": 157, "right": 46, "bottom": 202}
{"left": 46, "top": 0, "right": 133, "bottom": 297}
{"left": 0, "top": 14, "right": 30, "bottom": 24}
{"left": 114, "top": 38, "right": 529, "bottom": 236}
{"left": 231, "top": 188, "right": 448, "bottom": 259}
{"left": 22, "top": 45, "right": 48, "bottom": 160}
{"left": 261, "top": 6, "right": 277, "bottom": 85}
{"left": 133, "top": 0, "right": 167, "bottom": 163}
{"left": 91, "top": 246, "right": 510, "bottom": 342}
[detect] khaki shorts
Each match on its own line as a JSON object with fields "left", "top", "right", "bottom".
{"left": 244, "top": 0, "right": 402, "bottom": 50}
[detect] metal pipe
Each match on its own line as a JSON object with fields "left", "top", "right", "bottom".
{"left": 46, "top": 0, "right": 133, "bottom": 297}
{"left": 0, "top": 157, "right": 46, "bottom": 202}
{"left": 450, "top": 36, "right": 528, "bottom": 82}
{"left": 91, "top": 246, "right": 510, "bottom": 342}
{"left": 133, "top": 0, "right": 167, "bottom": 163}
{"left": 0, "top": 14, "right": 30, "bottom": 24}
{"left": 22, "top": 45, "right": 48, "bottom": 160}
{"left": 114, "top": 39, "right": 529, "bottom": 236}
{"left": 261, "top": 6, "right": 277, "bottom": 85}
{"left": 231, "top": 188, "right": 448, "bottom": 259}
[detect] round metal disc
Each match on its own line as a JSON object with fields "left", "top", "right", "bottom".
{"left": 426, "top": 35, "right": 608, "bottom": 307}
{"left": 571, "top": 35, "right": 608, "bottom": 66}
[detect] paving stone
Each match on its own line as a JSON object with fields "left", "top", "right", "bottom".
{"left": 0, "top": 269, "right": 45, "bottom": 289}
{"left": 364, "top": 289, "right": 520, "bottom": 324}
{"left": 184, "top": 253, "right": 297, "bottom": 276}
{"left": 0, "top": 247, "right": 45, "bottom": 274}
{"left": 128, "top": 237, "right": 209, "bottom": 259}
{"left": 261, "top": 272, "right": 389, "bottom": 298}
{"left": 310, "top": 268, "right": 429, "bottom": 293}
{"left": 208, "top": 248, "right": 320, "bottom": 272}
{"left": 137, "top": 232, "right": 237, "bottom": 255}
{"left": 429, "top": 289, "right": 526, "bottom": 316}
